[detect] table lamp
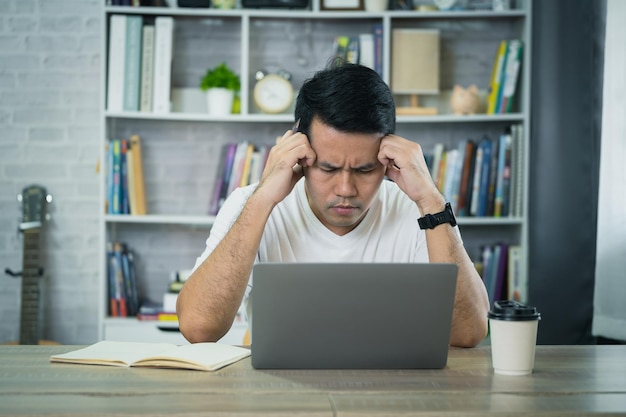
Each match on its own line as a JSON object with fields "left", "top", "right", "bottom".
{"left": 391, "top": 29, "right": 440, "bottom": 115}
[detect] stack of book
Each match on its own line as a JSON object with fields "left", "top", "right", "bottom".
{"left": 486, "top": 39, "right": 524, "bottom": 114}
{"left": 106, "top": 134, "right": 147, "bottom": 215}
{"left": 426, "top": 124, "right": 524, "bottom": 218}
{"left": 107, "top": 14, "right": 174, "bottom": 114}
{"left": 107, "top": 241, "right": 140, "bottom": 317}
{"left": 332, "top": 23, "right": 383, "bottom": 78}
{"left": 474, "top": 244, "right": 525, "bottom": 306}
{"left": 209, "top": 141, "right": 271, "bottom": 215}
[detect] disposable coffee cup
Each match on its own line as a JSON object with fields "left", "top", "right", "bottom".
{"left": 488, "top": 300, "right": 541, "bottom": 376}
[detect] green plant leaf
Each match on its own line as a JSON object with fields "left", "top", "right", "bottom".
{"left": 200, "top": 62, "right": 241, "bottom": 92}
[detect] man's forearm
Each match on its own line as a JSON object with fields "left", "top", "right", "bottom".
{"left": 177, "top": 192, "right": 273, "bottom": 343}
{"left": 425, "top": 225, "right": 490, "bottom": 348}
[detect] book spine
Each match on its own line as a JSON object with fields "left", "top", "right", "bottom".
{"left": 469, "top": 141, "right": 484, "bottom": 216}
{"left": 111, "top": 139, "right": 121, "bottom": 214}
{"left": 139, "top": 21, "right": 155, "bottom": 113}
{"left": 217, "top": 143, "right": 238, "bottom": 212}
{"left": 373, "top": 23, "right": 383, "bottom": 78}
{"left": 500, "top": 40, "right": 523, "bottom": 113}
{"left": 129, "top": 135, "right": 147, "bottom": 215}
{"left": 486, "top": 137, "right": 499, "bottom": 217}
{"left": 441, "top": 149, "right": 458, "bottom": 206}
{"left": 449, "top": 142, "right": 466, "bottom": 213}
{"left": 227, "top": 141, "right": 249, "bottom": 196}
{"left": 486, "top": 40, "right": 507, "bottom": 115}
{"left": 358, "top": 32, "right": 375, "bottom": 70}
{"left": 106, "top": 140, "right": 113, "bottom": 214}
{"left": 476, "top": 139, "right": 492, "bottom": 217}
{"left": 239, "top": 143, "right": 255, "bottom": 187}
{"left": 152, "top": 16, "right": 173, "bottom": 114}
{"left": 120, "top": 138, "right": 130, "bottom": 214}
{"left": 123, "top": 15, "right": 143, "bottom": 112}
{"left": 113, "top": 242, "right": 128, "bottom": 317}
{"left": 493, "top": 40, "right": 511, "bottom": 114}
{"left": 107, "top": 15, "right": 127, "bottom": 112}
{"left": 513, "top": 124, "right": 525, "bottom": 217}
{"left": 493, "top": 243, "right": 508, "bottom": 302}
{"left": 107, "top": 242, "right": 118, "bottom": 316}
{"left": 457, "top": 140, "right": 476, "bottom": 217}
{"left": 507, "top": 245, "right": 525, "bottom": 302}
{"left": 208, "top": 143, "right": 231, "bottom": 215}
{"left": 501, "top": 132, "right": 512, "bottom": 217}
{"left": 346, "top": 36, "right": 359, "bottom": 64}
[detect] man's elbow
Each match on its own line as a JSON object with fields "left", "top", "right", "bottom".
{"left": 450, "top": 317, "right": 488, "bottom": 348}
{"left": 178, "top": 312, "right": 226, "bottom": 344}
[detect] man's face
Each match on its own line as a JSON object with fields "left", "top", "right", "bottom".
{"left": 303, "top": 118, "right": 387, "bottom": 236}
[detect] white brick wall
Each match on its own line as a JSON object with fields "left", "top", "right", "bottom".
{"left": 0, "top": 0, "right": 284, "bottom": 345}
{"left": 0, "top": 0, "right": 102, "bottom": 344}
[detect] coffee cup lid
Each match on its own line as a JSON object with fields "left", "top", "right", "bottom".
{"left": 488, "top": 300, "right": 541, "bottom": 321}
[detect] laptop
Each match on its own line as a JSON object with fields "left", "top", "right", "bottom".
{"left": 250, "top": 262, "right": 458, "bottom": 369}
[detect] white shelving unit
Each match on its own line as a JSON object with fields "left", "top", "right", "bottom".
{"left": 99, "top": 0, "right": 532, "bottom": 343}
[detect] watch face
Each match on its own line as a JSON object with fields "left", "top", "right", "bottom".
{"left": 254, "top": 74, "right": 293, "bottom": 114}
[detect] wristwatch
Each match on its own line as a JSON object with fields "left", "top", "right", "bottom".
{"left": 418, "top": 202, "right": 457, "bottom": 230}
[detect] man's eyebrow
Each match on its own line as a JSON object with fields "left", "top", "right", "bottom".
{"left": 317, "top": 160, "right": 379, "bottom": 170}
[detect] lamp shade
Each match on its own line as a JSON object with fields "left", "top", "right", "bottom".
{"left": 391, "top": 29, "right": 440, "bottom": 94}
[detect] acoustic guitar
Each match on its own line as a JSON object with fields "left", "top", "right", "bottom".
{"left": 4, "top": 185, "right": 55, "bottom": 345}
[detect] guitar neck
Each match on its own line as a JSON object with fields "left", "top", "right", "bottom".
{"left": 20, "top": 228, "right": 41, "bottom": 345}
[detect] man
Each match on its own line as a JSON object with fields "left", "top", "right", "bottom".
{"left": 177, "top": 63, "right": 489, "bottom": 348}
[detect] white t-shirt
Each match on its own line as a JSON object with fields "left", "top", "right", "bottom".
{"left": 193, "top": 177, "right": 430, "bottom": 270}
{"left": 194, "top": 179, "right": 428, "bottom": 282}
{"left": 191, "top": 178, "right": 449, "bottom": 324}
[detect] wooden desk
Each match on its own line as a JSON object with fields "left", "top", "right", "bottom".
{"left": 0, "top": 345, "right": 625, "bottom": 416}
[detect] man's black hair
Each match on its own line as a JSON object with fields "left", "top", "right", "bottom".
{"left": 294, "top": 62, "right": 396, "bottom": 138}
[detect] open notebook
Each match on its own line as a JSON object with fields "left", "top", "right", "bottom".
{"left": 251, "top": 263, "right": 457, "bottom": 369}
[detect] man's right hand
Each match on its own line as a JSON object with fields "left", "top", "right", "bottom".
{"left": 255, "top": 128, "right": 316, "bottom": 206}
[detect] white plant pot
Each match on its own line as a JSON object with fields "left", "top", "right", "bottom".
{"left": 206, "top": 88, "right": 234, "bottom": 116}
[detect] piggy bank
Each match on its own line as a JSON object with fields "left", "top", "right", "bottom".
{"left": 450, "top": 84, "right": 480, "bottom": 115}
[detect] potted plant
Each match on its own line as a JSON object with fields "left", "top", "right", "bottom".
{"left": 200, "top": 62, "right": 241, "bottom": 116}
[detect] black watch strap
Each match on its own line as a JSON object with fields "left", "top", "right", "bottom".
{"left": 418, "top": 202, "right": 457, "bottom": 230}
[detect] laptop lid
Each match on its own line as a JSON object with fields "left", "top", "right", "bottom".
{"left": 251, "top": 263, "right": 457, "bottom": 369}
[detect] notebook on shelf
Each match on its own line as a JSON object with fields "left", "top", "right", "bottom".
{"left": 250, "top": 262, "right": 457, "bottom": 370}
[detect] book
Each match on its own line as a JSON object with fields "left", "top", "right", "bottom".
{"left": 346, "top": 36, "right": 359, "bottom": 64}
{"left": 457, "top": 139, "right": 476, "bottom": 217}
{"left": 50, "top": 340, "right": 251, "bottom": 372}
{"left": 123, "top": 15, "right": 143, "bottom": 112}
{"left": 507, "top": 245, "right": 526, "bottom": 302}
{"left": 152, "top": 16, "right": 174, "bottom": 114}
{"left": 333, "top": 35, "right": 350, "bottom": 65}
{"left": 139, "top": 20, "right": 155, "bottom": 112}
{"left": 120, "top": 138, "right": 130, "bottom": 214}
{"left": 208, "top": 142, "right": 234, "bottom": 215}
{"left": 107, "top": 15, "right": 127, "bottom": 112}
{"left": 238, "top": 143, "right": 255, "bottom": 187}
{"left": 128, "top": 135, "right": 147, "bottom": 215}
{"left": 498, "top": 39, "right": 523, "bottom": 113}
{"left": 476, "top": 137, "right": 493, "bottom": 217}
{"left": 493, "top": 242, "right": 509, "bottom": 303}
{"left": 469, "top": 139, "right": 484, "bottom": 217}
{"left": 110, "top": 139, "right": 122, "bottom": 214}
{"left": 429, "top": 143, "right": 445, "bottom": 186}
{"left": 372, "top": 23, "right": 383, "bottom": 78}
{"left": 486, "top": 136, "right": 499, "bottom": 216}
{"left": 358, "top": 32, "right": 374, "bottom": 70}
{"left": 486, "top": 40, "right": 507, "bottom": 114}
{"left": 511, "top": 124, "right": 525, "bottom": 217}
{"left": 494, "top": 132, "right": 512, "bottom": 217}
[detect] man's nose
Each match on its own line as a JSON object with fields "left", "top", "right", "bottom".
{"left": 335, "top": 170, "right": 357, "bottom": 197}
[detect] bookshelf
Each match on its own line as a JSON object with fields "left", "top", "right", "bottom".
{"left": 100, "top": 0, "right": 532, "bottom": 343}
